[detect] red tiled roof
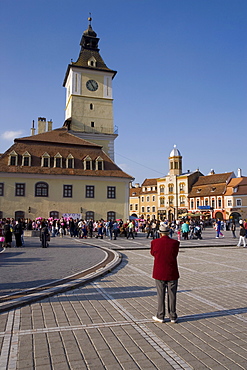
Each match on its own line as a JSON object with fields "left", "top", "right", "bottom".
{"left": 141, "top": 178, "right": 158, "bottom": 186}
{"left": 0, "top": 128, "right": 133, "bottom": 179}
{"left": 189, "top": 184, "right": 227, "bottom": 197}
{"left": 192, "top": 172, "right": 234, "bottom": 186}
{"left": 16, "top": 127, "right": 100, "bottom": 147}
{"left": 129, "top": 187, "right": 142, "bottom": 197}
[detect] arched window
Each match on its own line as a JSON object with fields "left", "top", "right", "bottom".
{"left": 107, "top": 211, "right": 116, "bottom": 221}
{"left": 168, "top": 184, "right": 174, "bottom": 193}
{"left": 169, "top": 196, "right": 174, "bottom": 206}
{"left": 160, "top": 186, "right": 164, "bottom": 194}
{"left": 88, "top": 57, "right": 97, "bottom": 67}
{"left": 15, "top": 211, "right": 24, "bottom": 220}
{"left": 180, "top": 196, "right": 186, "bottom": 206}
{"left": 179, "top": 182, "right": 185, "bottom": 193}
{"left": 35, "top": 182, "right": 49, "bottom": 197}
{"left": 86, "top": 211, "right": 94, "bottom": 220}
{"left": 90, "top": 103, "right": 94, "bottom": 110}
{"left": 50, "top": 211, "right": 59, "bottom": 219}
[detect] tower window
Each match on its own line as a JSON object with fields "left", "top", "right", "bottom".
{"left": 90, "top": 103, "right": 93, "bottom": 110}
{"left": 91, "top": 122, "right": 95, "bottom": 127}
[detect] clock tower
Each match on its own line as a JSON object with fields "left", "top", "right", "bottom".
{"left": 63, "top": 17, "right": 117, "bottom": 160}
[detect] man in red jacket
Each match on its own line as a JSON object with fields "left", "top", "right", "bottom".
{"left": 150, "top": 224, "right": 180, "bottom": 323}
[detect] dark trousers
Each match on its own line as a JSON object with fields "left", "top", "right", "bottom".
{"left": 155, "top": 279, "right": 178, "bottom": 320}
{"left": 127, "top": 230, "right": 134, "bottom": 239}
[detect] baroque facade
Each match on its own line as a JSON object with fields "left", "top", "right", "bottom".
{"left": 129, "top": 146, "right": 202, "bottom": 221}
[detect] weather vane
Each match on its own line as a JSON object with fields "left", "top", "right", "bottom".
{"left": 88, "top": 12, "right": 92, "bottom": 26}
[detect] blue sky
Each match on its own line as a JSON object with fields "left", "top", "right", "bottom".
{"left": 0, "top": 0, "right": 246, "bottom": 184}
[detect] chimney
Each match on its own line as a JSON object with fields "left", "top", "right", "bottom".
{"left": 31, "top": 120, "right": 36, "bottom": 136}
{"left": 135, "top": 183, "right": 140, "bottom": 188}
{"left": 210, "top": 169, "right": 215, "bottom": 175}
{"left": 237, "top": 168, "right": 242, "bottom": 178}
{"left": 47, "top": 119, "right": 53, "bottom": 131}
{"left": 38, "top": 117, "right": 46, "bottom": 134}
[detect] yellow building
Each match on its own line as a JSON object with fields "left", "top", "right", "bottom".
{"left": 129, "top": 146, "right": 202, "bottom": 221}
{"left": 129, "top": 179, "right": 158, "bottom": 220}
{"left": 157, "top": 146, "right": 202, "bottom": 221}
{"left": 0, "top": 19, "right": 133, "bottom": 220}
{"left": 224, "top": 175, "right": 247, "bottom": 221}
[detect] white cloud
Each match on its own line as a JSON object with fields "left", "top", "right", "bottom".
{"left": 1, "top": 130, "right": 23, "bottom": 141}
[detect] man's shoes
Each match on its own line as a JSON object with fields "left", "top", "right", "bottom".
{"left": 152, "top": 316, "right": 164, "bottom": 323}
{"left": 170, "top": 318, "right": 178, "bottom": 323}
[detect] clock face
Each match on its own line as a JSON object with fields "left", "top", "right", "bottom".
{"left": 86, "top": 79, "right": 98, "bottom": 91}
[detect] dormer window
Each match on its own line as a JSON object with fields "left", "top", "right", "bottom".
{"left": 83, "top": 155, "right": 92, "bottom": 170}
{"left": 8, "top": 151, "right": 18, "bottom": 166}
{"left": 54, "top": 153, "right": 62, "bottom": 168}
{"left": 88, "top": 57, "right": 97, "bottom": 67}
{"left": 66, "top": 154, "right": 74, "bottom": 169}
{"left": 95, "top": 156, "right": 104, "bottom": 170}
{"left": 211, "top": 187, "right": 216, "bottom": 192}
{"left": 22, "top": 151, "right": 31, "bottom": 166}
{"left": 197, "top": 188, "right": 201, "bottom": 193}
{"left": 41, "top": 152, "right": 50, "bottom": 167}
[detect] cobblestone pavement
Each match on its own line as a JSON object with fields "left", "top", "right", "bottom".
{"left": 0, "top": 236, "right": 246, "bottom": 369}
{"left": 83, "top": 229, "right": 238, "bottom": 250}
{"left": 0, "top": 236, "right": 108, "bottom": 297}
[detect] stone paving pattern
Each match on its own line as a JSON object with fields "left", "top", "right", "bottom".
{"left": 0, "top": 236, "right": 107, "bottom": 297}
{"left": 0, "top": 230, "right": 246, "bottom": 369}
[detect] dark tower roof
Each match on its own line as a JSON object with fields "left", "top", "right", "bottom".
{"left": 63, "top": 17, "right": 117, "bottom": 86}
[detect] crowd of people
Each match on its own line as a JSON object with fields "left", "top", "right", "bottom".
{"left": 0, "top": 216, "right": 246, "bottom": 248}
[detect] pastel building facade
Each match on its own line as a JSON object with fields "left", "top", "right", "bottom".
{"left": 0, "top": 19, "right": 133, "bottom": 220}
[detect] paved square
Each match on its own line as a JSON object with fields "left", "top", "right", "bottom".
{"left": 0, "top": 245, "right": 246, "bottom": 369}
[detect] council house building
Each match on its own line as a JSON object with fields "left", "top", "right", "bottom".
{"left": 0, "top": 18, "right": 133, "bottom": 221}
